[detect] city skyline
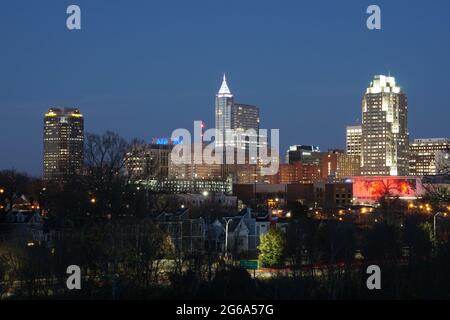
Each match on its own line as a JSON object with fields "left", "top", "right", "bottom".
{"left": 5, "top": 71, "right": 450, "bottom": 178}
{"left": 2, "top": 1, "right": 450, "bottom": 304}
{"left": 1, "top": 0, "right": 450, "bottom": 176}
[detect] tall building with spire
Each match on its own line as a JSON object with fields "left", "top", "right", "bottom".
{"left": 215, "top": 74, "right": 234, "bottom": 147}
{"left": 214, "top": 74, "right": 260, "bottom": 150}
{"left": 361, "top": 75, "right": 409, "bottom": 176}
{"left": 214, "top": 74, "right": 263, "bottom": 181}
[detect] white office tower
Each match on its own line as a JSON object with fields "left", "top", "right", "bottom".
{"left": 361, "top": 75, "right": 409, "bottom": 176}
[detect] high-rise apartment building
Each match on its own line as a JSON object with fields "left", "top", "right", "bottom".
{"left": 43, "top": 108, "right": 84, "bottom": 182}
{"left": 346, "top": 125, "right": 362, "bottom": 156}
{"left": 361, "top": 75, "right": 409, "bottom": 176}
{"left": 409, "top": 138, "right": 450, "bottom": 176}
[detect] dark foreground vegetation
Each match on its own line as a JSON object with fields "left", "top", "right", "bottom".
{"left": 1, "top": 215, "right": 449, "bottom": 300}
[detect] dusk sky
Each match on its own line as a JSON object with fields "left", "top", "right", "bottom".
{"left": 1, "top": 0, "right": 449, "bottom": 176}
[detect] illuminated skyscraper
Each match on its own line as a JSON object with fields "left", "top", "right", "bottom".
{"left": 214, "top": 75, "right": 263, "bottom": 181}
{"left": 43, "top": 108, "right": 84, "bottom": 182}
{"left": 215, "top": 74, "right": 234, "bottom": 148}
{"left": 215, "top": 75, "right": 260, "bottom": 149}
{"left": 361, "top": 75, "right": 409, "bottom": 176}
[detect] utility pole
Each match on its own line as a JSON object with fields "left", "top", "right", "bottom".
{"left": 223, "top": 217, "right": 234, "bottom": 259}
{"left": 434, "top": 212, "right": 445, "bottom": 243}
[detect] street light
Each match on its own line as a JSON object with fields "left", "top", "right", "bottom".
{"left": 90, "top": 197, "right": 97, "bottom": 204}
{"left": 0, "top": 188, "right": 4, "bottom": 194}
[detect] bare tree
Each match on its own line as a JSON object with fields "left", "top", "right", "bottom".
{"left": 84, "top": 131, "right": 131, "bottom": 218}
{"left": 0, "top": 170, "right": 40, "bottom": 213}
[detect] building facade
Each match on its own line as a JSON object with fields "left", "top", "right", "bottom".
{"left": 409, "top": 138, "right": 450, "bottom": 176}
{"left": 126, "top": 142, "right": 173, "bottom": 181}
{"left": 286, "top": 145, "right": 321, "bottom": 165}
{"left": 346, "top": 125, "right": 362, "bottom": 156}
{"left": 321, "top": 150, "right": 361, "bottom": 180}
{"left": 269, "top": 162, "right": 321, "bottom": 184}
{"left": 169, "top": 143, "right": 222, "bottom": 180}
{"left": 137, "top": 178, "right": 233, "bottom": 195}
{"left": 231, "top": 103, "right": 260, "bottom": 132}
{"left": 361, "top": 75, "right": 409, "bottom": 176}
{"left": 43, "top": 108, "right": 84, "bottom": 182}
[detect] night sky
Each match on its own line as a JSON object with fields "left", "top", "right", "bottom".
{"left": 1, "top": 0, "right": 449, "bottom": 176}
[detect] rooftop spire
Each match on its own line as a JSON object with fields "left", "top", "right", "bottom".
{"left": 217, "top": 73, "right": 233, "bottom": 98}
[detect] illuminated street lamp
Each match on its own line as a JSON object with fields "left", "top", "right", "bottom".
{"left": 90, "top": 197, "right": 97, "bottom": 204}
{"left": 0, "top": 188, "right": 4, "bottom": 194}
{"left": 202, "top": 191, "right": 209, "bottom": 197}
